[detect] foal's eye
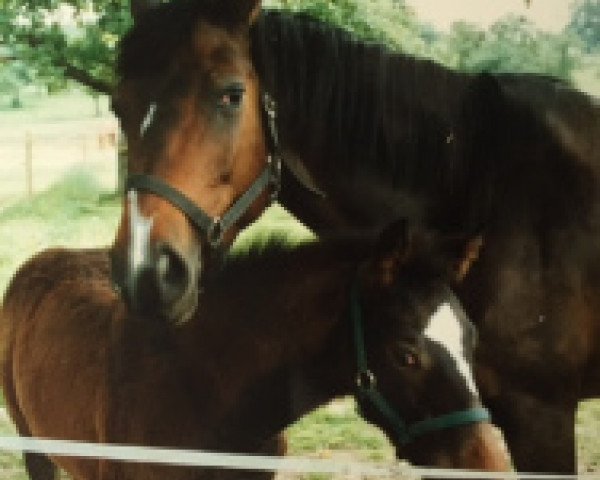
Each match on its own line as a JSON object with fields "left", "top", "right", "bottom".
{"left": 402, "top": 352, "right": 419, "bottom": 367}
{"left": 217, "top": 85, "right": 245, "bottom": 111}
{"left": 391, "top": 344, "right": 421, "bottom": 370}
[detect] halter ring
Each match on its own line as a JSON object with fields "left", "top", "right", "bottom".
{"left": 356, "top": 369, "right": 376, "bottom": 391}
{"left": 207, "top": 218, "right": 223, "bottom": 248}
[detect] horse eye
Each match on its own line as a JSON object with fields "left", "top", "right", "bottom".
{"left": 402, "top": 352, "right": 419, "bottom": 367}
{"left": 391, "top": 344, "right": 421, "bottom": 369}
{"left": 217, "top": 86, "right": 245, "bottom": 110}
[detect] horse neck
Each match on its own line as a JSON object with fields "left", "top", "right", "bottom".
{"left": 177, "top": 243, "right": 364, "bottom": 448}
{"left": 251, "top": 10, "right": 469, "bottom": 184}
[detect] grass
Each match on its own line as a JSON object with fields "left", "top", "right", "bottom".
{"left": 287, "top": 399, "right": 394, "bottom": 463}
{"left": 0, "top": 170, "right": 121, "bottom": 296}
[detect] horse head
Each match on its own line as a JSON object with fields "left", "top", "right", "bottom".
{"left": 354, "top": 219, "right": 510, "bottom": 472}
{"left": 110, "top": 0, "right": 275, "bottom": 323}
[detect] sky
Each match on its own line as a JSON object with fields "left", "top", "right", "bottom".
{"left": 404, "top": 0, "right": 574, "bottom": 32}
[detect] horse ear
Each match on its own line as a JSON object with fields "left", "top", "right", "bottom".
{"left": 247, "top": 0, "right": 261, "bottom": 24}
{"left": 235, "top": 0, "right": 261, "bottom": 25}
{"left": 130, "top": 0, "right": 162, "bottom": 23}
{"left": 373, "top": 218, "right": 411, "bottom": 285}
{"left": 442, "top": 235, "right": 484, "bottom": 282}
{"left": 216, "top": 0, "right": 260, "bottom": 25}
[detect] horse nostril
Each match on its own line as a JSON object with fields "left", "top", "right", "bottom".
{"left": 155, "top": 244, "right": 191, "bottom": 306}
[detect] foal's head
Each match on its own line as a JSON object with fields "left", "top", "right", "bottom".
{"left": 110, "top": 0, "right": 272, "bottom": 323}
{"left": 352, "top": 220, "right": 510, "bottom": 471}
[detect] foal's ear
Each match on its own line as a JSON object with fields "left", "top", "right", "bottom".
{"left": 441, "top": 235, "right": 484, "bottom": 282}
{"left": 373, "top": 218, "right": 411, "bottom": 285}
{"left": 247, "top": 0, "right": 262, "bottom": 24}
{"left": 232, "top": 0, "right": 261, "bottom": 25}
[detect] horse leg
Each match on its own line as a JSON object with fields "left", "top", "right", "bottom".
{"left": 24, "top": 452, "right": 57, "bottom": 480}
{"left": 1, "top": 341, "right": 58, "bottom": 480}
{"left": 486, "top": 390, "right": 576, "bottom": 473}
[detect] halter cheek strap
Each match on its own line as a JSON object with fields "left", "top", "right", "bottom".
{"left": 350, "top": 282, "right": 491, "bottom": 446}
{"left": 125, "top": 91, "right": 282, "bottom": 248}
{"left": 126, "top": 166, "right": 273, "bottom": 247}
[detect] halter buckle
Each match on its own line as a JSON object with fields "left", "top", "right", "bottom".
{"left": 356, "top": 369, "right": 376, "bottom": 391}
{"left": 268, "top": 154, "right": 282, "bottom": 202}
{"left": 263, "top": 92, "right": 277, "bottom": 121}
{"left": 207, "top": 218, "right": 224, "bottom": 248}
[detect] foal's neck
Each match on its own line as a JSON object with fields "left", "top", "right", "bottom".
{"left": 179, "top": 242, "right": 365, "bottom": 448}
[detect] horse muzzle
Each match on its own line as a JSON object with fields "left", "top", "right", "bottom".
{"left": 111, "top": 239, "right": 200, "bottom": 325}
{"left": 404, "top": 421, "right": 513, "bottom": 476}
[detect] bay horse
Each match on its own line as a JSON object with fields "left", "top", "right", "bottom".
{"left": 108, "top": 0, "right": 600, "bottom": 474}
{"left": 110, "top": 0, "right": 279, "bottom": 324}
{"left": 1, "top": 219, "right": 511, "bottom": 479}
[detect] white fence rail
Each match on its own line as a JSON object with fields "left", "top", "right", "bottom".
{"left": 0, "top": 435, "right": 598, "bottom": 480}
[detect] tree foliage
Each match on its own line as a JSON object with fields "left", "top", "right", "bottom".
{"left": 0, "top": 0, "right": 585, "bottom": 95}
{"left": 440, "top": 15, "right": 581, "bottom": 80}
{"left": 0, "top": 0, "right": 131, "bottom": 94}
{"left": 568, "top": 0, "right": 600, "bottom": 53}
{"left": 265, "top": 0, "right": 432, "bottom": 56}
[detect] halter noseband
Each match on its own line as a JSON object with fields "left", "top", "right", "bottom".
{"left": 350, "top": 282, "right": 490, "bottom": 445}
{"left": 125, "top": 91, "right": 282, "bottom": 248}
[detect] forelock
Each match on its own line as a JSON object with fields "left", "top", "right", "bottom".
{"left": 118, "top": 0, "right": 253, "bottom": 80}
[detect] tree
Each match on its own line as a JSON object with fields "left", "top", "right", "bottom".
{"left": 441, "top": 14, "right": 581, "bottom": 80}
{"left": 265, "top": 0, "right": 431, "bottom": 56}
{"left": 0, "top": 58, "right": 34, "bottom": 107}
{"left": 568, "top": 0, "right": 600, "bottom": 53}
{"left": 0, "top": 0, "right": 137, "bottom": 95}
{"left": 442, "top": 21, "right": 486, "bottom": 71}
{"left": 0, "top": 0, "right": 582, "bottom": 96}
{"left": 0, "top": 0, "right": 435, "bottom": 95}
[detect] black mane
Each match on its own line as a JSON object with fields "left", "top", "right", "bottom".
{"left": 251, "top": 10, "right": 470, "bottom": 185}
{"left": 249, "top": 11, "right": 499, "bottom": 233}
{"left": 251, "top": 11, "right": 596, "bottom": 235}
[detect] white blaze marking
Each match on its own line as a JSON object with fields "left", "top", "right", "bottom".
{"left": 140, "top": 102, "right": 157, "bottom": 137}
{"left": 128, "top": 190, "right": 154, "bottom": 272}
{"left": 424, "top": 303, "right": 479, "bottom": 397}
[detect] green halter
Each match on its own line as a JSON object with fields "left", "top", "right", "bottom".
{"left": 350, "top": 281, "right": 490, "bottom": 445}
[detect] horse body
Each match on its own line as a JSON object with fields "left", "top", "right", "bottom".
{"left": 249, "top": 11, "right": 600, "bottom": 473}
{"left": 2, "top": 221, "right": 511, "bottom": 479}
